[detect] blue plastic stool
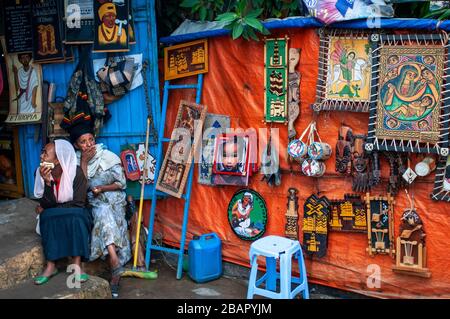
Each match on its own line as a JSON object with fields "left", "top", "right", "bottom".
{"left": 247, "top": 235, "right": 309, "bottom": 299}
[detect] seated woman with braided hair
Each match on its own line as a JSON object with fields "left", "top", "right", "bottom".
{"left": 34, "top": 139, "right": 91, "bottom": 285}
{"left": 68, "top": 122, "right": 131, "bottom": 299}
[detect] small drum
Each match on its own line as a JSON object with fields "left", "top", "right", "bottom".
{"left": 308, "top": 142, "right": 332, "bottom": 160}
{"left": 288, "top": 139, "right": 308, "bottom": 159}
{"left": 415, "top": 157, "right": 436, "bottom": 177}
{"left": 301, "top": 159, "right": 326, "bottom": 177}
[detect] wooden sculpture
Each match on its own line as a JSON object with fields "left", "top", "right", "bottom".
{"left": 285, "top": 188, "right": 299, "bottom": 239}
{"left": 365, "top": 193, "right": 395, "bottom": 257}
{"left": 288, "top": 48, "right": 301, "bottom": 140}
{"left": 392, "top": 191, "right": 430, "bottom": 278}
{"left": 335, "top": 125, "right": 354, "bottom": 175}
{"left": 303, "top": 194, "right": 330, "bottom": 258}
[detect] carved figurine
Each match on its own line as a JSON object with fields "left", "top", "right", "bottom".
{"left": 288, "top": 48, "right": 301, "bottom": 140}
{"left": 335, "top": 125, "right": 353, "bottom": 175}
{"left": 285, "top": 188, "right": 299, "bottom": 239}
{"left": 365, "top": 193, "right": 395, "bottom": 257}
{"left": 392, "top": 192, "right": 430, "bottom": 277}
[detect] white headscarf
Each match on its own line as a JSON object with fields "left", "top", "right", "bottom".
{"left": 34, "top": 139, "right": 77, "bottom": 203}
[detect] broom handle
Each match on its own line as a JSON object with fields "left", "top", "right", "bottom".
{"left": 133, "top": 117, "right": 150, "bottom": 269}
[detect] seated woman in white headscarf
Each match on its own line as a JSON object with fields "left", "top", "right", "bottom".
{"left": 69, "top": 122, "right": 131, "bottom": 298}
{"left": 34, "top": 139, "right": 91, "bottom": 285}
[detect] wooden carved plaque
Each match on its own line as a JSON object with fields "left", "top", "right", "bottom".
{"left": 156, "top": 100, "right": 207, "bottom": 198}
{"left": 303, "top": 194, "right": 330, "bottom": 258}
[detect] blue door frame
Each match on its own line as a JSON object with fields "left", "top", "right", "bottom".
{"left": 18, "top": 0, "right": 160, "bottom": 199}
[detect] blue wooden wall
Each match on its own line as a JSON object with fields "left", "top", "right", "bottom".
{"left": 19, "top": 0, "right": 160, "bottom": 198}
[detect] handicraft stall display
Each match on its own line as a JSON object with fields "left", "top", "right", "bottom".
{"left": 227, "top": 189, "right": 267, "bottom": 241}
{"left": 314, "top": 30, "right": 373, "bottom": 113}
{"left": 264, "top": 37, "right": 288, "bottom": 123}
{"left": 392, "top": 191, "right": 430, "bottom": 278}
{"left": 431, "top": 155, "right": 450, "bottom": 202}
{"left": 303, "top": 194, "right": 330, "bottom": 258}
{"left": 156, "top": 100, "right": 207, "bottom": 198}
{"left": 365, "top": 192, "right": 395, "bottom": 257}
{"left": 366, "top": 33, "right": 450, "bottom": 156}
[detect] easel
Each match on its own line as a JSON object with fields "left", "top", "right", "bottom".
{"left": 144, "top": 74, "right": 204, "bottom": 279}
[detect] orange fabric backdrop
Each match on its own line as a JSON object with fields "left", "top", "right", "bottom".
{"left": 145, "top": 28, "right": 450, "bottom": 298}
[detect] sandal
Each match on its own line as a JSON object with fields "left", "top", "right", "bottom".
{"left": 75, "top": 273, "right": 90, "bottom": 283}
{"left": 34, "top": 269, "right": 58, "bottom": 285}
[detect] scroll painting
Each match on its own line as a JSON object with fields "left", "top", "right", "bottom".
{"left": 3, "top": 37, "right": 43, "bottom": 124}
{"left": 366, "top": 34, "right": 450, "bottom": 155}
{"left": 93, "top": 0, "right": 129, "bottom": 52}
{"left": 314, "top": 31, "right": 373, "bottom": 112}
{"left": 264, "top": 37, "right": 288, "bottom": 123}
{"left": 156, "top": 100, "right": 207, "bottom": 198}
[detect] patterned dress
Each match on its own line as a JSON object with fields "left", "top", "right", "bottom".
{"left": 88, "top": 164, "right": 131, "bottom": 267}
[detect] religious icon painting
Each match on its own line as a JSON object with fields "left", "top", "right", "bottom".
{"left": 31, "top": 0, "right": 65, "bottom": 63}
{"left": 314, "top": 30, "right": 373, "bottom": 113}
{"left": 366, "top": 33, "right": 450, "bottom": 156}
{"left": 227, "top": 189, "right": 267, "bottom": 241}
{"left": 198, "top": 113, "right": 230, "bottom": 186}
{"left": 264, "top": 37, "right": 289, "bottom": 123}
{"left": 156, "top": 100, "right": 207, "bottom": 198}
{"left": 2, "top": 38, "right": 43, "bottom": 124}
{"left": 120, "top": 148, "right": 141, "bottom": 181}
{"left": 365, "top": 192, "right": 395, "bottom": 257}
{"left": 303, "top": 194, "right": 330, "bottom": 258}
{"left": 64, "top": 0, "right": 95, "bottom": 44}
{"left": 431, "top": 155, "right": 450, "bottom": 202}
{"left": 93, "top": 0, "right": 129, "bottom": 52}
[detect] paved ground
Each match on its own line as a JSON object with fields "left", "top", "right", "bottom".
{"left": 0, "top": 198, "right": 367, "bottom": 299}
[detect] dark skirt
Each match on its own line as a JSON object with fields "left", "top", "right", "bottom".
{"left": 39, "top": 207, "right": 92, "bottom": 262}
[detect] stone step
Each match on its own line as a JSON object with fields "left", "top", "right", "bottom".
{"left": 0, "top": 198, "right": 45, "bottom": 289}
{"left": 0, "top": 273, "right": 111, "bottom": 299}
{"left": 0, "top": 198, "right": 110, "bottom": 292}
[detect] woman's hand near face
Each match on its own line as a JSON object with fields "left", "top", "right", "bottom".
{"left": 39, "top": 166, "right": 52, "bottom": 186}
{"left": 81, "top": 146, "right": 96, "bottom": 163}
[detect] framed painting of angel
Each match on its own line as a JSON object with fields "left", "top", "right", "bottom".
{"left": 314, "top": 30, "right": 374, "bottom": 112}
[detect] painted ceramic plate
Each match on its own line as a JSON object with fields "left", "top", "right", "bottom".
{"left": 227, "top": 189, "right": 267, "bottom": 241}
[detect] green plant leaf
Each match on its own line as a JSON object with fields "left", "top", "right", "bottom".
{"left": 180, "top": 0, "right": 199, "bottom": 8}
{"left": 423, "top": 8, "right": 447, "bottom": 18}
{"left": 261, "top": 26, "right": 271, "bottom": 35}
{"left": 216, "top": 12, "right": 238, "bottom": 23}
{"left": 237, "top": 0, "right": 247, "bottom": 15}
{"left": 439, "top": 9, "right": 450, "bottom": 20}
{"left": 199, "top": 6, "right": 208, "bottom": 21}
{"left": 232, "top": 22, "right": 244, "bottom": 39}
{"left": 247, "top": 27, "right": 259, "bottom": 41}
{"left": 246, "top": 8, "right": 264, "bottom": 19}
{"left": 244, "top": 17, "right": 263, "bottom": 32}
